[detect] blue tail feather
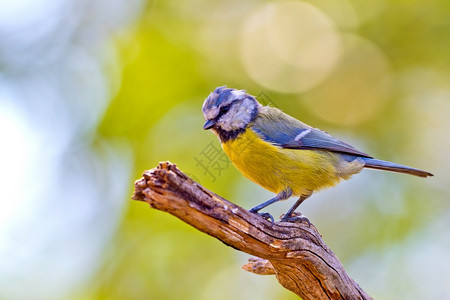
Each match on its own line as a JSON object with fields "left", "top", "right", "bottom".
{"left": 360, "top": 158, "right": 433, "bottom": 178}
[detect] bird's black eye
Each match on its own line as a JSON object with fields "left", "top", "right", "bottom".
{"left": 219, "top": 105, "right": 231, "bottom": 116}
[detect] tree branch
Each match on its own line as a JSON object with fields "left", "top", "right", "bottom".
{"left": 132, "top": 161, "right": 372, "bottom": 300}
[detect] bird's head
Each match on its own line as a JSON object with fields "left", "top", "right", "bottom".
{"left": 202, "top": 86, "right": 260, "bottom": 138}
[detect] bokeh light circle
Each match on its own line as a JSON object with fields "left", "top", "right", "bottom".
{"left": 240, "top": 1, "right": 342, "bottom": 93}
{"left": 304, "top": 34, "right": 392, "bottom": 126}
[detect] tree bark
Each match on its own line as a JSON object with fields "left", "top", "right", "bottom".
{"left": 132, "top": 161, "right": 372, "bottom": 300}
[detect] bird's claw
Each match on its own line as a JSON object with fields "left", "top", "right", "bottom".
{"left": 259, "top": 212, "right": 275, "bottom": 223}
{"left": 280, "top": 212, "right": 311, "bottom": 227}
{"left": 249, "top": 210, "right": 275, "bottom": 223}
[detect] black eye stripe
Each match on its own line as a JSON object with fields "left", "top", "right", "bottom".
{"left": 217, "top": 104, "right": 231, "bottom": 118}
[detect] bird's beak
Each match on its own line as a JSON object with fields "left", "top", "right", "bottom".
{"left": 203, "top": 119, "right": 215, "bottom": 130}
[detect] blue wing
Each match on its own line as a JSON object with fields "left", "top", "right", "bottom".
{"left": 251, "top": 107, "right": 373, "bottom": 158}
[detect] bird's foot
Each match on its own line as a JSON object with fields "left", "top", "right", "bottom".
{"left": 249, "top": 209, "right": 275, "bottom": 223}
{"left": 280, "top": 212, "right": 311, "bottom": 226}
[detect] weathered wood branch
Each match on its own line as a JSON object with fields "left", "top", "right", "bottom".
{"left": 132, "top": 161, "right": 372, "bottom": 300}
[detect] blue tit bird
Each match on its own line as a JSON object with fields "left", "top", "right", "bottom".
{"left": 202, "top": 86, "right": 433, "bottom": 222}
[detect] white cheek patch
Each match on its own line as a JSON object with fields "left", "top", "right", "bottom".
{"left": 218, "top": 106, "right": 239, "bottom": 131}
{"left": 220, "top": 98, "right": 254, "bottom": 131}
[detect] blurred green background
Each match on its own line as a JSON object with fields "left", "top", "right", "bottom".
{"left": 0, "top": 0, "right": 449, "bottom": 299}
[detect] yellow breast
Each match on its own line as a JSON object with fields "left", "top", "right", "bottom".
{"left": 222, "top": 129, "right": 345, "bottom": 196}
